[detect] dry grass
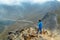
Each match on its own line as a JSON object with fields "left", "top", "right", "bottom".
{"left": 7, "top": 27, "right": 60, "bottom": 40}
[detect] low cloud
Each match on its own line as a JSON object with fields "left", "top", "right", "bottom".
{"left": 0, "top": 0, "right": 56, "bottom": 5}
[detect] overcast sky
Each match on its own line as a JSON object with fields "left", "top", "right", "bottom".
{"left": 0, "top": 0, "right": 59, "bottom": 5}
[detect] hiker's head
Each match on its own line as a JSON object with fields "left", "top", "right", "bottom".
{"left": 8, "top": 31, "right": 13, "bottom": 35}
{"left": 39, "top": 20, "right": 41, "bottom": 22}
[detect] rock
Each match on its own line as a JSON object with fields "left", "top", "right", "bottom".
{"left": 7, "top": 27, "right": 56, "bottom": 40}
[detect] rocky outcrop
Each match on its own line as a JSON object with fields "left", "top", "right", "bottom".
{"left": 7, "top": 27, "right": 59, "bottom": 40}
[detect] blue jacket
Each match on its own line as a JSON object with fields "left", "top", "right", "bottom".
{"left": 38, "top": 21, "right": 43, "bottom": 28}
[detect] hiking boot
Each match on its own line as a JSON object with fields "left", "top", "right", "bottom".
{"left": 40, "top": 31, "right": 42, "bottom": 34}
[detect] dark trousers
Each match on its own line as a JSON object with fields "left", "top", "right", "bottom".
{"left": 38, "top": 26, "right": 42, "bottom": 33}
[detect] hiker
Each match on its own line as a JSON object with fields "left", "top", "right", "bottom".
{"left": 38, "top": 20, "right": 43, "bottom": 34}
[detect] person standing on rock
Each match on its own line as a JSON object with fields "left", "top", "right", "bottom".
{"left": 37, "top": 20, "right": 43, "bottom": 34}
